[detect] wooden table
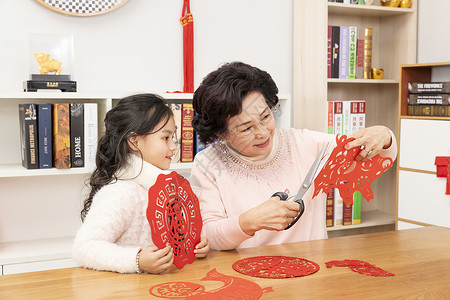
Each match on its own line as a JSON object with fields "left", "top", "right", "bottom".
{"left": 1, "top": 226, "right": 450, "bottom": 299}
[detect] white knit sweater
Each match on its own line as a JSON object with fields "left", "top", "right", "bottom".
{"left": 72, "top": 154, "right": 170, "bottom": 273}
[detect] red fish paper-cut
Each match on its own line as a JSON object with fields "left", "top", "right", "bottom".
{"left": 313, "top": 135, "right": 393, "bottom": 206}
{"left": 325, "top": 259, "right": 395, "bottom": 277}
{"left": 147, "top": 171, "right": 202, "bottom": 269}
{"left": 149, "top": 268, "right": 274, "bottom": 299}
{"left": 232, "top": 256, "right": 320, "bottom": 279}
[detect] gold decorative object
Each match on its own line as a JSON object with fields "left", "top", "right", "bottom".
{"left": 380, "top": 0, "right": 402, "bottom": 7}
{"left": 34, "top": 53, "right": 62, "bottom": 75}
{"left": 371, "top": 68, "right": 384, "bottom": 79}
{"left": 400, "top": 0, "right": 412, "bottom": 8}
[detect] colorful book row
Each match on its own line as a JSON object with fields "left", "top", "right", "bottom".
{"left": 328, "top": 25, "right": 372, "bottom": 79}
{"left": 18, "top": 103, "right": 98, "bottom": 170}
{"left": 169, "top": 103, "right": 207, "bottom": 164}
{"left": 407, "top": 82, "right": 450, "bottom": 116}
{"left": 326, "top": 100, "right": 366, "bottom": 227}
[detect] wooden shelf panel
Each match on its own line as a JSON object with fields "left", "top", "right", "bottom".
{"left": 327, "top": 210, "right": 395, "bottom": 232}
{"left": 328, "top": 3, "right": 416, "bottom": 17}
{"left": 328, "top": 79, "right": 398, "bottom": 84}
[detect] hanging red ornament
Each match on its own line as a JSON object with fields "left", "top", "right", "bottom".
{"left": 180, "top": 0, "right": 194, "bottom": 93}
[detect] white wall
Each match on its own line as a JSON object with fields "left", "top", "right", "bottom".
{"left": 417, "top": 0, "right": 450, "bottom": 63}
{"left": 0, "top": 0, "right": 292, "bottom": 94}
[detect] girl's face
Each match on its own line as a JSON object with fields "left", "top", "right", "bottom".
{"left": 132, "top": 116, "right": 177, "bottom": 170}
{"left": 223, "top": 91, "right": 276, "bottom": 157}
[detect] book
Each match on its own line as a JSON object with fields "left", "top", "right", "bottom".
{"left": 70, "top": 103, "right": 84, "bottom": 168}
{"left": 327, "top": 101, "right": 335, "bottom": 134}
{"left": 350, "top": 101, "right": 359, "bottom": 134}
{"left": 357, "top": 101, "right": 366, "bottom": 130}
{"left": 363, "top": 28, "right": 373, "bottom": 79}
{"left": 333, "top": 101, "right": 343, "bottom": 136}
{"left": 348, "top": 27, "right": 358, "bottom": 79}
{"left": 408, "top": 93, "right": 450, "bottom": 105}
{"left": 327, "top": 25, "right": 333, "bottom": 78}
{"left": 356, "top": 27, "right": 364, "bottom": 79}
{"left": 407, "top": 105, "right": 450, "bottom": 117}
{"left": 52, "top": 103, "right": 71, "bottom": 169}
{"left": 331, "top": 26, "right": 340, "bottom": 78}
{"left": 352, "top": 191, "right": 362, "bottom": 224}
{"left": 326, "top": 189, "right": 334, "bottom": 227}
{"left": 170, "top": 103, "right": 182, "bottom": 163}
{"left": 341, "top": 101, "right": 351, "bottom": 136}
{"left": 339, "top": 26, "right": 349, "bottom": 79}
{"left": 343, "top": 201, "right": 353, "bottom": 225}
{"left": 334, "top": 188, "right": 343, "bottom": 226}
{"left": 19, "top": 104, "right": 39, "bottom": 169}
{"left": 84, "top": 103, "right": 98, "bottom": 169}
{"left": 37, "top": 104, "right": 52, "bottom": 169}
{"left": 194, "top": 131, "right": 207, "bottom": 155}
{"left": 180, "top": 103, "right": 195, "bottom": 162}
{"left": 408, "top": 82, "right": 450, "bottom": 94}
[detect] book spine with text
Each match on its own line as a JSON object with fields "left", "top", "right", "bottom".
{"left": 333, "top": 101, "right": 343, "bottom": 136}
{"left": 327, "top": 25, "right": 333, "bottom": 78}
{"left": 84, "top": 103, "right": 98, "bottom": 169}
{"left": 342, "top": 101, "right": 351, "bottom": 136}
{"left": 339, "top": 26, "right": 349, "bottom": 79}
{"left": 350, "top": 101, "right": 359, "bottom": 134}
{"left": 19, "top": 104, "right": 39, "bottom": 169}
{"left": 356, "top": 27, "right": 364, "bottom": 79}
{"left": 180, "top": 103, "right": 195, "bottom": 162}
{"left": 352, "top": 191, "right": 362, "bottom": 225}
{"left": 334, "top": 188, "right": 343, "bottom": 226}
{"left": 37, "top": 104, "right": 52, "bottom": 169}
{"left": 408, "top": 93, "right": 450, "bottom": 105}
{"left": 70, "top": 103, "right": 84, "bottom": 168}
{"left": 343, "top": 201, "right": 353, "bottom": 225}
{"left": 363, "top": 28, "right": 373, "bottom": 79}
{"left": 348, "top": 26, "right": 358, "bottom": 79}
{"left": 407, "top": 105, "right": 450, "bottom": 117}
{"left": 328, "top": 101, "right": 335, "bottom": 134}
{"left": 170, "top": 103, "right": 182, "bottom": 163}
{"left": 326, "top": 189, "right": 334, "bottom": 227}
{"left": 331, "top": 26, "right": 340, "bottom": 78}
{"left": 408, "top": 82, "right": 450, "bottom": 93}
{"left": 53, "top": 103, "right": 71, "bottom": 169}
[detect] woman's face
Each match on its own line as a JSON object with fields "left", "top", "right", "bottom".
{"left": 223, "top": 91, "right": 276, "bottom": 157}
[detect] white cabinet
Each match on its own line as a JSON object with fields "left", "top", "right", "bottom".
{"left": 396, "top": 63, "right": 450, "bottom": 229}
{"left": 0, "top": 92, "right": 292, "bottom": 274}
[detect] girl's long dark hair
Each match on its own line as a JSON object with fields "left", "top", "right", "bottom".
{"left": 81, "top": 93, "right": 173, "bottom": 222}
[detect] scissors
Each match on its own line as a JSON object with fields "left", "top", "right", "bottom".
{"left": 272, "top": 142, "right": 330, "bottom": 230}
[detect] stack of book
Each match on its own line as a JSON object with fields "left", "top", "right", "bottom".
{"left": 19, "top": 103, "right": 98, "bottom": 170}
{"left": 326, "top": 100, "right": 366, "bottom": 227}
{"left": 328, "top": 25, "right": 373, "bottom": 79}
{"left": 169, "top": 103, "right": 207, "bottom": 164}
{"left": 407, "top": 82, "right": 450, "bottom": 117}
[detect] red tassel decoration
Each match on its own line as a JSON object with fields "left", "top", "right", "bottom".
{"left": 180, "top": 0, "right": 194, "bottom": 93}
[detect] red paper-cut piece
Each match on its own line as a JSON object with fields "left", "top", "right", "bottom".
{"left": 325, "top": 259, "right": 395, "bottom": 277}
{"left": 232, "top": 256, "right": 320, "bottom": 279}
{"left": 149, "top": 268, "right": 274, "bottom": 299}
{"left": 313, "top": 135, "right": 393, "bottom": 205}
{"left": 147, "top": 171, "right": 202, "bottom": 269}
{"left": 180, "top": 0, "right": 194, "bottom": 93}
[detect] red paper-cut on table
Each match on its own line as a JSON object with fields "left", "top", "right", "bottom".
{"left": 313, "top": 135, "right": 393, "bottom": 206}
{"left": 325, "top": 259, "right": 395, "bottom": 277}
{"left": 232, "top": 256, "right": 320, "bottom": 279}
{"left": 147, "top": 172, "right": 202, "bottom": 269}
{"left": 149, "top": 268, "right": 274, "bottom": 299}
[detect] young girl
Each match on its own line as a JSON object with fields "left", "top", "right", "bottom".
{"left": 72, "top": 93, "right": 209, "bottom": 274}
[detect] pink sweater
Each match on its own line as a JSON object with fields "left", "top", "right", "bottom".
{"left": 189, "top": 128, "right": 397, "bottom": 250}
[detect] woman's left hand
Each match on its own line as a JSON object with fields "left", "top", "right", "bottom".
{"left": 344, "top": 125, "right": 392, "bottom": 161}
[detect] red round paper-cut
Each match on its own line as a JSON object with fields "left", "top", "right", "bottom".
{"left": 147, "top": 171, "right": 202, "bottom": 269}
{"left": 232, "top": 256, "right": 320, "bottom": 279}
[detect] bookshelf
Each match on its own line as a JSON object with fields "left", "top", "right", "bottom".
{"left": 0, "top": 92, "right": 291, "bottom": 275}
{"left": 396, "top": 62, "right": 450, "bottom": 230}
{"left": 293, "top": 1, "right": 417, "bottom": 236}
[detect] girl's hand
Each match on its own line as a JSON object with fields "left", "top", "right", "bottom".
{"left": 239, "top": 197, "right": 301, "bottom": 235}
{"left": 345, "top": 125, "right": 392, "bottom": 161}
{"left": 138, "top": 245, "right": 174, "bottom": 274}
{"left": 194, "top": 236, "right": 209, "bottom": 258}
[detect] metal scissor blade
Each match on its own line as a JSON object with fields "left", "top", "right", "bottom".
{"left": 293, "top": 142, "right": 330, "bottom": 201}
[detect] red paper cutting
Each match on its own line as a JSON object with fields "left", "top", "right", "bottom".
{"left": 149, "top": 268, "right": 274, "bottom": 299}
{"left": 313, "top": 135, "right": 393, "bottom": 205}
{"left": 232, "top": 256, "right": 320, "bottom": 279}
{"left": 147, "top": 171, "right": 202, "bottom": 269}
{"left": 325, "top": 259, "right": 395, "bottom": 277}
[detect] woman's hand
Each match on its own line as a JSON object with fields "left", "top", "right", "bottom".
{"left": 194, "top": 236, "right": 210, "bottom": 258}
{"left": 345, "top": 125, "right": 392, "bottom": 161}
{"left": 239, "top": 197, "right": 301, "bottom": 236}
{"left": 138, "top": 245, "right": 174, "bottom": 274}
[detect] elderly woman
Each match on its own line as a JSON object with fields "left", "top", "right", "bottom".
{"left": 189, "top": 62, "right": 397, "bottom": 250}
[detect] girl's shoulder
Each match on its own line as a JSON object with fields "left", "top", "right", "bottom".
{"left": 93, "top": 179, "right": 143, "bottom": 205}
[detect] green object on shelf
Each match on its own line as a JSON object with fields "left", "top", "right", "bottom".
{"left": 358, "top": 0, "right": 365, "bottom": 4}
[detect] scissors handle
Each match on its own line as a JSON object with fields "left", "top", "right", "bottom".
{"left": 272, "top": 192, "right": 305, "bottom": 230}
